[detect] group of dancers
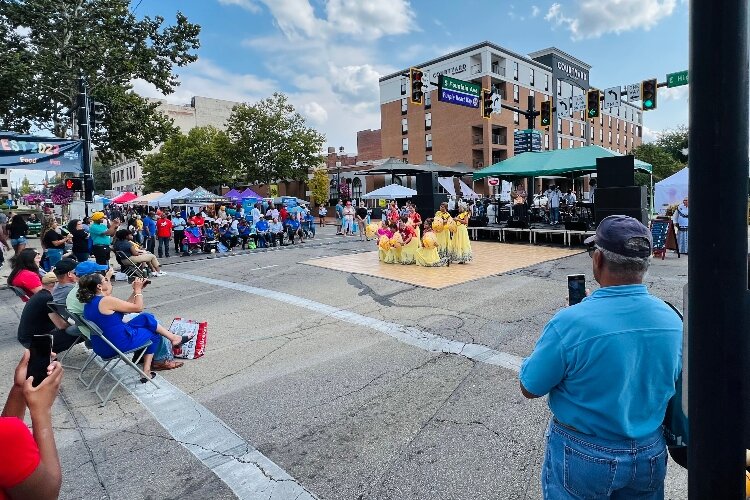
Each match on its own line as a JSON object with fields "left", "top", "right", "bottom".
{"left": 366, "top": 201, "right": 473, "bottom": 267}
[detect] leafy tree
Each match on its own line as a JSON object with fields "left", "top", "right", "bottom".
{"left": 142, "top": 126, "right": 238, "bottom": 192}
{"left": 0, "top": 0, "right": 200, "bottom": 162}
{"left": 308, "top": 166, "right": 329, "bottom": 206}
{"left": 20, "top": 176, "right": 32, "bottom": 195}
{"left": 226, "top": 93, "right": 325, "bottom": 185}
{"left": 631, "top": 143, "right": 683, "bottom": 186}
{"left": 92, "top": 160, "right": 112, "bottom": 192}
{"left": 654, "top": 125, "right": 688, "bottom": 164}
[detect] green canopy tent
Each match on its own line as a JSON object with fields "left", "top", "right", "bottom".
{"left": 473, "top": 145, "right": 654, "bottom": 212}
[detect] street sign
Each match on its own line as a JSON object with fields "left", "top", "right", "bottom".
{"left": 571, "top": 95, "right": 586, "bottom": 112}
{"left": 626, "top": 83, "right": 641, "bottom": 101}
{"left": 437, "top": 75, "right": 481, "bottom": 109}
{"left": 667, "top": 70, "right": 689, "bottom": 88}
{"left": 491, "top": 92, "right": 502, "bottom": 114}
{"left": 514, "top": 129, "right": 542, "bottom": 155}
{"left": 557, "top": 97, "right": 570, "bottom": 115}
{"left": 603, "top": 86, "right": 621, "bottom": 108}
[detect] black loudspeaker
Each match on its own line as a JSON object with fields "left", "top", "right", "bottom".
{"left": 468, "top": 216, "right": 489, "bottom": 227}
{"left": 564, "top": 220, "right": 591, "bottom": 231}
{"left": 594, "top": 186, "right": 647, "bottom": 210}
{"left": 595, "top": 208, "right": 649, "bottom": 226}
{"left": 412, "top": 193, "right": 447, "bottom": 222}
{"left": 596, "top": 155, "right": 635, "bottom": 188}
{"left": 507, "top": 218, "right": 529, "bottom": 229}
{"left": 415, "top": 173, "right": 440, "bottom": 193}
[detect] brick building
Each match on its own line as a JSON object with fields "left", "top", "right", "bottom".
{"left": 378, "top": 42, "right": 643, "bottom": 195}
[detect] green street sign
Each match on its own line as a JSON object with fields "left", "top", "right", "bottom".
{"left": 667, "top": 70, "right": 689, "bottom": 88}
{"left": 439, "top": 75, "right": 481, "bottom": 97}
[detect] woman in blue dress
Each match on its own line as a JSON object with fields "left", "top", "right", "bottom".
{"left": 78, "top": 274, "right": 192, "bottom": 382}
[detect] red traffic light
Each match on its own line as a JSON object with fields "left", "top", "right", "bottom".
{"left": 64, "top": 178, "right": 83, "bottom": 191}
{"left": 65, "top": 179, "right": 73, "bottom": 189}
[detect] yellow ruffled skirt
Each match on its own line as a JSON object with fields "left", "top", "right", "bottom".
{"left": 435, "top": 229, "right": 451, "bottom": 258}
{"left": 415, "top": 247, "right": 443, "bottom": 267}
{"left": 451, "top": 225, "right": 473, "bottom": 263}
{"left": 400, "top": 237, "right": 419, "bottom": 264}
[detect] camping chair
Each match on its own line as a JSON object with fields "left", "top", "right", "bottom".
{"left": 47, "top": 302, "right": 87, "bottom": 370}
{"left": 68, "top": 312, "right": 158, "bottom": 406}
{"left": 115, "top": 251, "right": 149, "bottom": 280}
{"left": 9, "top": 285, "right": 31, "bottom": 302}
{"left": 182, "top": 227, "right": 204, "bottom": 255}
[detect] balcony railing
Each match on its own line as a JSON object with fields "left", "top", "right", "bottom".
{"left": 473, "top": 136, "right": 483, "bottom": 145}
{"left": 492, "top": 135, "right": 507, "bottom": 145}
{"left": 491, "top": 64, "right": 506, "bottom": 76}
{"left": 471, "top": 63, "right": 482, "bottom": 75}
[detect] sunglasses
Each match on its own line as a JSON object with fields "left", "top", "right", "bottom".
{"left": 587, "top": 245, "right": 597, "bottom": 258}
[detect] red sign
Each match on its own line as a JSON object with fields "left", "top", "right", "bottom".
{"left": 488, "top": 177, "right": 500, "bottom": 186}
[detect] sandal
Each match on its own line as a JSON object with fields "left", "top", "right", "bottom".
{"left": 152, "top": 360, "right": 184, "bottom": 371}
{"left": 139, "top": 371, "right": 157, "bottom": 384}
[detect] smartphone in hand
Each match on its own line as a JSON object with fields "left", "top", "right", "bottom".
{"left": 27, "top": 334, "right": 53, "bottom": 387}
{"left": 567, "top": 274, "right": 586, "bottom": 306}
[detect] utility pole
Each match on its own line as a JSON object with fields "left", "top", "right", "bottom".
{"left": 77, "top": 74, "right": 94, "bottom": 214}
{"left": 688, "top": 0, "right": 748, "bottom": 497}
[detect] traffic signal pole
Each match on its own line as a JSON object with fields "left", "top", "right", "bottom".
{"left": 688, "top": 0, "right": 748, "bottom": 497}
{"left": 77, "top": 74, "right": 94, "bottom": 214}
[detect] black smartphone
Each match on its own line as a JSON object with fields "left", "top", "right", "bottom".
{"left": 567, "top": 274, "right": 586, "bottom": 306}
{"left": 28, "top": 334, "right": 53, "bottom": 387}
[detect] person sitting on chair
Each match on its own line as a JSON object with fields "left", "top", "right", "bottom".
{"left": 113, "top": 229, "right": 166, "bottom": 276}
{"left": 269, "top": 217, "right": 285, "bottom": 246}
{"left": 77, "top": 275, "right": 190, "bottom": 382}
{"left": 7, "top": 248, "right": 44, "bottom": 301}
{"left": 285, "top": 215, "right": 304, "bottom": 244}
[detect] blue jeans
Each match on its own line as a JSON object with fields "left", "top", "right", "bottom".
{"left": 542, "top": 419, "right": 667, "bottom": 499}
{"left": 46, "top": 248, "right": 63, "bottom": 269}
{"left": 550, "top": 207, "right": 560, "bottom": 224}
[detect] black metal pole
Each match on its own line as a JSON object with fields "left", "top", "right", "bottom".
{"left": 78, "top": 74, "right": 93, "bottom": 214}
{"left": 688, "top": 0, "right": 748, "bottom": 497}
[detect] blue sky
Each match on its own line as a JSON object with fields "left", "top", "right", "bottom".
{"left": 14, "top": 0, "right": 690, "bottom": 186}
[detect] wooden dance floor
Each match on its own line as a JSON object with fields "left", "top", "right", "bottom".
{"left": 303, "top": 242, "right": 583, "bottom": 289}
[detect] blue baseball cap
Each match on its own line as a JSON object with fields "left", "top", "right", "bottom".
{"left": 74, "top": 261, "right": 110, "bottom": 276}
{"left": 585, "top": 215, "right": 652, "bottom": 258}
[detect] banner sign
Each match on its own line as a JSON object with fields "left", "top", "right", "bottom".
{"left": 513, "top": 129, "right": 542, "bottom": 155}
{"left": 0, "top": 132, "right": 83, "bottom": 172}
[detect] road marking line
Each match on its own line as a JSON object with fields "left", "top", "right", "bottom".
{"left": 109, "top": 363, "right": 317, "bottom": 500}
{"left": 170, "top": 272, "right": 523, "bottom": 372}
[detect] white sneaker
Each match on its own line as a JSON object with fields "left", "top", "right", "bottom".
{"left": 155, "top": 271, "right": 167, "bottom": 276}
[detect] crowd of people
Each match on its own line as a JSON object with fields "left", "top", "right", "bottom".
{"left": 366, "top": 201, "right": 473, "bottom": 267}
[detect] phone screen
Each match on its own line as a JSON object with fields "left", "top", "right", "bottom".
{"left": 567, "top": 274, "right": 586, "bottom": 306}
{"left": 28, "top": 335, "right": 53, "bottom": 387}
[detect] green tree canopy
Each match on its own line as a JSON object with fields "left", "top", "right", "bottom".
{"left": 631, "top": 143, "right": 683, "bottom": 186}
{"left": 20, "top": 176, "right": 32, "bottom": 195}
{"left": 226, "top": 93, "right": 325, "bottom": 185}
{"left": 308, "top": 166, "right": 329, "bottom": 206}
{"left": 0, "top": 0, "right": 200, "bottom": 163}
{"left": 654, "top": 125, "right": 688, "bottom": 165}
{"left": 141, "top": 126, "right": 238, "bottom": 192}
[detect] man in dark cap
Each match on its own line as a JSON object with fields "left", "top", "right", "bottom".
{"left": 519, "top": 215, "right": 682, "bottom": 498}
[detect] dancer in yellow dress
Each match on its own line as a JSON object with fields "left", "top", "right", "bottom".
{"left": 415, "top": 219, "right": 444, "bottom": 267}
{"left": 399, "top": 216, "right": 418, "bottom": 265}
{"left": 388, "top": 224, "right": 403, "bottom": 264}
{"left": 376, "top": 223, "right": 393, "bottom": 262}
{"left": 433, "top": 202, "right": 452, "bottom": 259}
{"left": 451, "top": 204, "right": 473, "bottom": 263}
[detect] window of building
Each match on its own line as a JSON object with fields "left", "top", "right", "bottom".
{"left": 599, "top": 129, "right": 603, "bottom": 141}
{"left": 425, "top": 133, "right": 432, "bottom": 150}
{"left": 630, "top": 137, "right": 633, "bottom": 148}
{"left": 590, "top": 127, "right": 594, "bottom": 140}
{"left": 401, "top": 98, "right": 407, "bottom": 114}
{"left": 402, "top": 137, "right": 408, "bottom": 153}
{"left": 0, "top": 179, "right": 7, "bottom": 188}
{"left": 513, "top": 61, "right": 519, "bottom": 80}
{"left": 545, "top": 74, "right": 549, "bottom": 91}
{"left": 402, "top": 118, "right": 408, "bottom": 134}
{"left": 630, "top": 123, "right": 634, "bottom": 134}
{"left": 426, "top": 154, "right": 433, "bottom": 162}
{"left": 557, "top": 117, "right": 562, "bottom": 131}
{"left": 608, "top": 131, "right": 612, "bottom": 143}
{"left": 400, "top": 79, "right": 407, "bottom": 96}
{"left": 616, "top": 119, "right": 620, "bottom": 131}
{"left": 0, "top": 168, "right": 5, "bottom": 174}
{"left": 513, "top": 84, "right": 519, "bottom": 102}
{"left": 544, "top": 134, "right": 549, "bottom": 150}
{"left": 580, "top": 141, "right": 585, "bottom": 148}
{"left": 557, "top": 137, "right": 562, "bottom": 149}
{"left": 637, "top": 125, "right": 641, "bottom": 137}
{"left": 579, "top": 111, "right": 584, "bottom": 120}
{"left": 425, "top": 112, "right": 432, "bottom": 129}
{"left": 352, "top": 177, "right": 362, "bottom": 199}
{"left": 544, "top": 94, "right": 549, "bottom": 102}
{"left": 569, "top": 139, "right": 574, "bottom": 149}
{"left": 402, "top": 157, "right": 407, "bottom": 163}
{"left": 425, "top": 91, "right": 431, "bottom": 108}
{"left": 530, "top": 90, "right": 535, "bottom": 99}
{"left": 569, "top": 121, "right": 573, "bottom": 134}
{"left": 530, "top": 68, "right": 535, "bottom": 86}
{"left": 557, "top": 80, "right": 562, "bottom": 96}
{"left": 329, "top": 179, "right": 337, "bottom": 201}
{"left": 608, "top": 116, "right": 612, "bottom": 128}
{"left": 616, "top": 133, "right": 620, "bottom": 145}
{"left": 513, "top": 111, "right": 519, "bottom": 124}
{"left": 580, "top": 124, "right": 585, "bottom": 138}
{"left": 599, "top": 115, "right": 603, "bottom": 126}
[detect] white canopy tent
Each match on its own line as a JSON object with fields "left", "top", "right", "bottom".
{"left": 437, "top": 177, "right": 456, "bottom": 196}
{"left": 458, "top": 179, "right": 479, "bottom": 199}
{"left": 362, "top": 184, "right": 417, "bottom": 199}
{"left": 155, "top": 189, "right": 179, "bottom": 207}
{"left": 654, "top": 167, "right": 688, "bottom": 213}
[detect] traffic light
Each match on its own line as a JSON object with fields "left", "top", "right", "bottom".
{"left": 482, "top": 89, "right": 494, "bottom": 119}
{"left": 90, "top": 101, "right": 105, "bottom": 128}
{"left": 64, "top": 178, "right": 83, "bottom": 191}
{"left": 641, "top": 78, "right": 657, "bottom": 111}
{"left": 586, "top": 90, "right": 601, "bottom": 119}
{"left": 84, "top": 177, "right": 94, "bottom": 202}
{"left": 540, "top": 100, "right": 552, "bottom": 127}
{"left": 409, "top": 67, "right": 424, "bottom": 104}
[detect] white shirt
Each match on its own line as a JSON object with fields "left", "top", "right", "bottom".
{"left": 672, "top": 203, "right": 689, "bottom": 227}
{"left": 267, "top": 208, "right": 279, "bottom": 219}
{"left": 251, "top": 208, "right": 261, "bottom": 223}
{"left": 564, "top": 193, "right": 577, "bottom": 204}
{"left": 545, "top": 188, "right": 562, "bottom": 208}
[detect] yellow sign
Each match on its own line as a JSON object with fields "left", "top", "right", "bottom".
{"left": 269, "top": 184, "right": 279, "bottom": 197}
{"left": 378, "top": 199, "right": 386, "bottom": 207}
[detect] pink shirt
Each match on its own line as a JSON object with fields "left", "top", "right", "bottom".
{"left": 11, "top": 270, "right": 42, "bottom": 301}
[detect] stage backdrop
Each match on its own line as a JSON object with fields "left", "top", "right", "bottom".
{"left": 0, "top": 132, "right": 83, "bottom": 173}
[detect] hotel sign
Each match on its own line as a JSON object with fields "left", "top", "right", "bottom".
{"left": 552, "top": 57, "right": 589, "bottom": 90}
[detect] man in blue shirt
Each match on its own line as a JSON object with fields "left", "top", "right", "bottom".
{"left": 142, "top": 211, "right": 157, "bottom": 254}
{"left": 520, "top": 215, "right": 682, "bottom": 499}
{"left": 254, "top": 217, "right": 269, "bottom": 248}
{"left": 285, "top": 215, "right": 304, "bottom": 244}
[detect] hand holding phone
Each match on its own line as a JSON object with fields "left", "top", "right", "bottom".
{"left": 27, "top": 334, "right": 53, "bottom": 387}
{"left": 567, "top": 274, "right": 587, "bottom": 306}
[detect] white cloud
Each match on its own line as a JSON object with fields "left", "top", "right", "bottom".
{"left": 326, "top": 0, "right": 416, "bottom": 38}
{"left": 217, "top": 0, "right": 261, "bottom": 13}
{"left": 328, "top": 64, "right": 381, "bottom": 101}
{"left": 659, "top": 85, "right": 688, "bottom": 102}
{"left": 641, "top": 126, "right": 660, "bottom": 143}
{"left": 531, "top": 5, "right": 540, "bottom": 17}
{"left": 545, "top": 0, "right": 677, "bottom": 40}
{"left": 301, "top": 101, "right": 328, "bottom": 124}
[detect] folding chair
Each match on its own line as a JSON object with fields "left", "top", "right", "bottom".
{"left": 115, "top": 250, "right": 150, "bottom": 280}
{"left": 68, "top": 312, "right": 158, "bottom": 406}
{"left": 9, "top": 285, "right": 31, "bottom": 302}
{"left": 47, "top": 302, "right": 87, "bottom": 370}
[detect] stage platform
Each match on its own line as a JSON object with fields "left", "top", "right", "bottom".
{"left": 303, "top": 241, "right": 583, "bottom": 289}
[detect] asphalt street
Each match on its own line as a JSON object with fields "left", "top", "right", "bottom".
{"left": 0, "top": 228, "right": 689, "bottom": 499}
